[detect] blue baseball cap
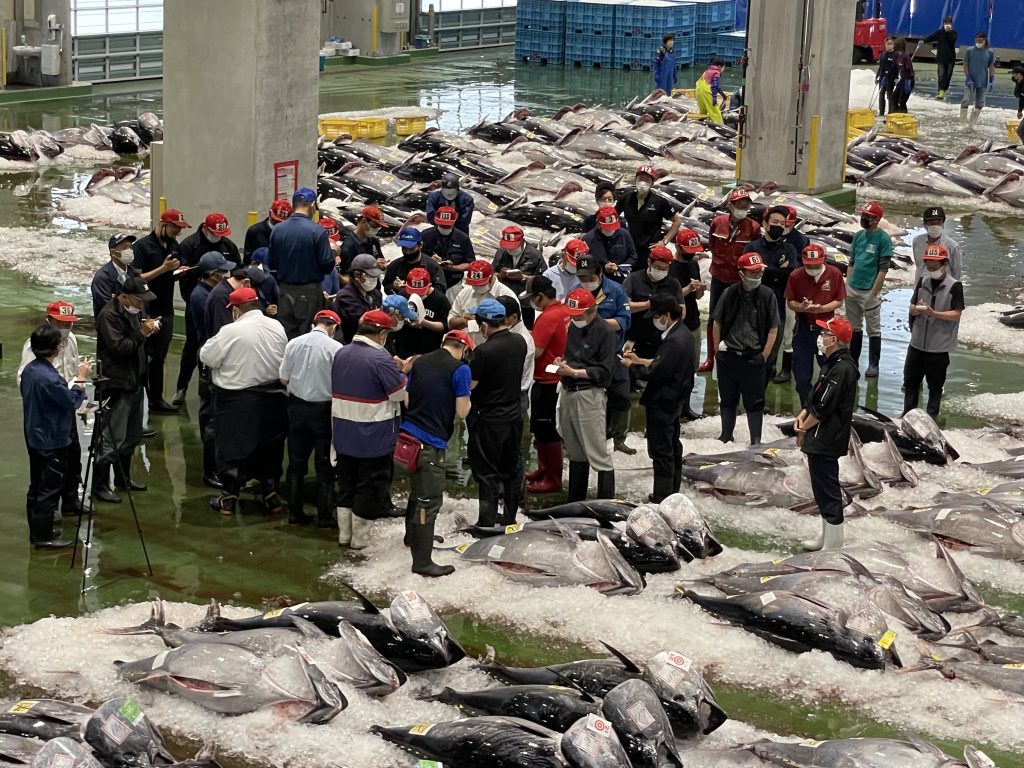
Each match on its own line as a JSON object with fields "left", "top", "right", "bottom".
{"left": 382, "top": 293, "right": 418, "bottom": 321}
{"left": 471, "top": 298, "right": 506, "bottom": 322}
{"left": 197, "top": 251, "right": 236, "bottom": 274}
{"left": 107, "top": 232, "right": 136, "bottom": 250}
{"left": 397, "top": 227, "right": 423, "bottom": 248}
{"left": 292, "top": 187, "right": 317, "bottom": 204}
{"left": 250, "top": 246, "right": 269, "bottom": 267}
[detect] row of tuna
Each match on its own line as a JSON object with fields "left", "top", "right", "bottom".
{"left": 0, "top": 114, "right": 162, "bottom": 162}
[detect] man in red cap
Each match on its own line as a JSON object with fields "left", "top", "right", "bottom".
{"left": 448, "top": 259, "right": 520, "bottom": 346}
{"left": 422, "top": 205, "right": 475, "bottom": 299}
{"left": 670, "top": 227, "right": 707, "bottom": 375}
{"left": 279, "top": 309, "right": 343, "bottom": 527}
{"left": 615, "top": 166, "right": 681, "bottom": 272}
{"left": 174, "top": 212, "right": 242, "bottom": 406}
{"left": 339, "top": 205, "right": 387, "bottom": 275}
{"left": 711, "top": 252, "right": 778, "bottom": 446}
{"left": 542, "top": 239, "right": 587, "bottom": 300}
{"left": 553, "top": 288, "right": 618, "bottom": 501}
{"left": 622, "top": 244, "right": 685, "bottom": 362}
{"left": 199, "top": 286, "right": 288, "bottom": 516}
{"left": 784, "top": 244, "right": 847, "bottom": 405}
{"left": 392, "top": 267, "right": 451, "bottom": 358}
{"left": 399, "top": 329, "right": 473, "bottom": 576}
{"left": 492, "top": 224, "right": 545, "bottom": 315}
{"left": 131, "top": 208, "right": 188, "bottom": 413}
{"left": 318, "top": 217, "right": 343, "bottom": 303}
{"left": 245, "top": 199, "right": 293, "bottom": 261}
{"left": 846, "top": 200, "right": 892, "bottom": 377}
{"left": 583, "top": 205, "right": 638, "bottom": 283}
{"left": 331, "top": 309, "right": 408, "bottom": 549}
{"left": 903, "top": 244, "right": 963, "bottom": 418}
{"left": 699, "top": 188, "right": 761, "bottom": 372}
{"left": 795, "top": 315, "right": 858, "bottom": 551}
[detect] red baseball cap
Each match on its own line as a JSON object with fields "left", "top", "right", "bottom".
{"left": 435, "top": 206, "right": 458, "bottom": 226}
{"left": 674, "top": 228, "right": 703, "bottom": 254}
{"left": 596, "top": 206, "right": 620, "bottom": 231}
{"left": 923, "top": 244, "right": 949, "bottom": 261}
{"left": 320, "top": 217, "right": 340, "bottom": 242}
{"left": 204, "top": 212, "right": 231, "bottom": 238}
{"left": 648, "top": 245, "right": 673, "bottom": 264}
{"left": 801, "top": 244, "right": 826, "bottom": 264}
{"left": 858, "top": 201, "right": 884, "bottom": 219}
{"left": 443, "top": 328, "right": 475, "bottom": 350}
{"left": 500, "top": 225, "right": 524, "bottom": 248}
{"left": 360, "top": 206, "right": 386, "bottom": 226}
{"left": 227, "top": 287, "right": 258, "bottom": 307}
{"left": 313, "top": 309, "right": 341, "bottom": 325}
{"left": 636, "top": 165, "right": 657, "bottom": 179}
{"left": 406, "top": 267, "right": 431, "bottom": 295}
{"left": 785, "top": 206, "right": 798, "bottom": 225}
{"left": 465, "top": 260, "right": 493, "bottom": 286}
{"left": 360, "top": 309, "right": 395, "bottom": 330}
{"left": 737, "top": 252, "right": 765, "bottom": 271}
{"left": 564, "top": 238, "right": 589, "bottom": 265}
{"left": 269, "top": 199, "right": 293, "bottom": 222}
{"left": 46, "top": 300, "right": 78, "bottom": 322}
{"left": 728, "top": 189, "right": 752, "bottom": 204}
{"left": 565, "top": 288, "right": 597, "bottom": 316}
{"left": 816, "top": 316, "right": 853, "bottom": 343}
{"left": 160, "top": 209, "right": 190, "bottom": 228}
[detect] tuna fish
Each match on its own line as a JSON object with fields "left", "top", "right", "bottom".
{"left": 678, "top": 460, "right": 816, "bottom": 511}
{"left": 475, "top": 643, "right": 642, "bottom": 697}
{"left": 749, "top": 734, "right": 987, "bottom": 768}
{"left": 0, "top": 700, "right": 94, "bottom": 741}
{"left": 953, "top": 145, "right": 1024, "bottom": 178}
{"left": 879, "top": 500, "right": 1024, "bottom": 561}
{"left": 555, "top": 128, "right": 647, "bottom": 162}
{"left": 982, "top": 170, "right": 1024, "bottom": 207}
{"left": 29, "top": 738, "right": 102, "bottom": 768}
{"left": 82, "top": 698, "right": 174, "bottom": 768}
{"left": 560, "top": 713, "right": 634, "bottom": 767}
{"left": 963, "top": 454, "right": 1024, "bottom": 479}
{"left": 419, "top": 684, "right": 601, "bottom": 732}
{"left": 0, "top": 734, "right": 42, "bottom": 765}
{"left": 601, "top": 680, "right": 683, "bottom": 767}
{"left": 641, "top": 650, "right": 727, "bottom": 737}
{"left": 522, "top": 500, "right": 637, "bottom": 525}
{"left": 655, "top": 494, "right": 723, "bottom": 559}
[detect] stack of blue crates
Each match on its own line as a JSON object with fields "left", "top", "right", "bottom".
{"left": 691, "top": 0, "right": 736, "bottom": 65}
{"left": 565, "top": 0, "right": 619, "bottom": 68}
{"left": 714, "top": 29, "right": 746, "bottom": 64}
{"left": 515, "top": 0, "right": 567, "bottom": 65}
{"left": 614, "top": 1, "right": 696, "bottom": 71}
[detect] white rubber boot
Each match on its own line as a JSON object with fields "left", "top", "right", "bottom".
{"left": 968, "top": 107, "right": 980, "bottom": 129}
{"left": 350, "top": 514, "right": 372, "bottom": 550}
{"left": 959, "top": 106, "right": 968, "bottom": 125}
{"left": 822, "top": 521, "right": 845, "bottom": 550}
{"left": 337, "top": 506, "right": 353, "bottom": 546}
{"left": 801, "top": 519, "right": 826, "bottom": 551}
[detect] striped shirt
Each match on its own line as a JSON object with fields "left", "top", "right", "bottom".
{"left": 331, "top": 335, "right": 407, "bottom": 458}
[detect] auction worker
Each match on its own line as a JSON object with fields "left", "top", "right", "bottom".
{"left": 915, "top": 16, "right": 957, "bottom": 100}
{"left": 795, "top": 316, "right": 858, "bottom": 552}
{"left": 695, "top": 57, "right": 726, "bottom": 124}
{"left": 426, "top": 173, "right": 475, "bottom": 234}
{"left": 90, "top": 233, "right": 137, "bottom": 317}
{"left": 911, "top": 206, "right": 961, "bottom": 282}
{"left": 279, "top": 310, "right": 343, "bottom": 528}
{"left": 846, "top": 201, "right": 891, "bottom": 377}
{"left": 20, "top": 324, "right": 92, "bottom": 549}
{"left": 784, "top": 244, "right": 847, "bottom": 406}
{"left": 447, "top": 260, "right": 520, "bottom": 347}
{"left": 622, "top": 244, "right": 684, "bottom": 361}
{"left": 245, "top": 199, "right": 293, "bottom": 261}
{"left": 670, "top": 228, "right": 707, "bottom": 419}
{"left": 200, "top": 287, "right": 288, "bottom": 517}
{"left": 1014, "top": 66, "right": 1024, "bottom": 141}
{"left": 903, "top": 245, "right": 964, "bottom": 418}
{"left": 268, "top": 187, "right": 334, "bottom": 340}
{"left": 653, "top": 33, "right": 677, "bottom": 94}
{"left": 339, "top": 205, "right": 387, "bottom": 275}
{"left": 423, "top": 206, "right": 475, "bottom": 298}
{"left": 622, "top": 293, "right": 695, "bottom": 503}
{"left": 615, "top": 165, "right": 682, "bottom": 271}
{"left": 712, "top": 253, "right": 778, "bottom": 446}
{"left": 334, "top": 254, "right": 383, "bottom": 344}
{"left": 553, "top": 288, "right": 617, "bottom": 501}
{"left": 542, "top": 239, "right": 586, "bottom": 300}
{"left": 400, "top": 329, "right": 473, "bottom": 577}
{"left": 583, "top": 205, "right": 639, "bottom": 283}
{"left": 492, "top": 225, "right": 545, "bottom": 310}
{"left": 960, "top": 31, "right": 996, "bottom": 130}
{"left": 467, "top": 299, "right": 527, "bottom": 527}
{"left": 331, "top": 310, "right": 407, "bottom": 549}
{"left": 393, "top": 267, "right": 451, "bottom": 358}
{"left": 385, "top": 227, "right": 447, "bottom": 295}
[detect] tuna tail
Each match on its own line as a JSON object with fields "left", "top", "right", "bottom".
{"left": 295, "top": 648, "right": 348, "bottom": 725}
{"left": 192, "top": 598, "right": 223, "bottom": 631}
{"left": 553, "top": 182, "right": 582, "bottom": 200}
{"left": 414, "top": 686, "right": 454, "bottom": 704}
{"left": 964, "top": 745, "right": 997, "bottom": 768}
{"left": 933, "top": 535, "right": 985, "bottom": 611}
{"left": 103, "top": 600, "right": 166, "bottom": 635}
{"left": 933, "top": 630, "right": 983, "bottom": 657}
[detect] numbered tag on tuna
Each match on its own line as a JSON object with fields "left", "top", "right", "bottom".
{"left": 504, "top": 523, "right": 523, "bottom": 534}
{"left": 629, "top": 516, "right": 653, "bottom": 537}
{"left": 101, "top": 714, "right": 132, "bottom": 746}
{"left": 7, "top": 700, "right": 36, "bottom": 715}
{"left": 263, "top": 608, "right": 285, "bottom": 619}
{"left": 51, "top": 755, "right": 75, "bottom": 768}
{"left": 402, "top": 591, "right": 432, "bottom": 622}
{"left": 664, "top": 651, "right": 693, "bottom": 672}
{"left": 409, "top": 723, "right": 435, "bottom": 735}
{"left": 118, "top": 698, "right": 144, "bottom": 725}
{"left": 627, "top": 701, "right": 655, "bottom": 729}
{"left": 585, "top": 714, "right": 613, "bottom": 737}
{"left": 800, "top": 739, "right": 823, "bottom": 748}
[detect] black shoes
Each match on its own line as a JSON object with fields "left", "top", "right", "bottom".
{"left": 92, "top": 487, "right": 122, "bottom": 504}
{"left": 141, "top": 428, "right": 157, "bottom": 438}
{"left": 202, "top": 474, "right": 224, "bottom": 490}
{"left": 33, "top": 538, "right": 73, "bottom": 550}
{"left": 149, "top": 400, "right": 180, "bottom": 414}
{"left": 114, "top": 479, "right": 147, "bottom": 492}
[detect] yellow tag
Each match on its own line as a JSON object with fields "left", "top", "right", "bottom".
{"left": 505, "top": 523, "right": 523, "bottom": 534}
{"left": 698, "top": 193, "right": 708, "bottom": 201}
{"left": 409, "top": 723, "right": 435, "bottom": 735}
{"left": 800, "top": 739, "right": 823, "bottom": 748}
{"left": 488, "top": 203, "right": 498, "bottom": 211}
{"left": 978, "top": 487, "right": 990, "bottom": 495}
{"left": 877, "top": 630, "right": 896, "bottom": 650}
{"left": 759, "top": 575, "right": 778, "bottom": 583}
{"left": 775, "top": 195, "right": 787, "bottom": 203}
{"left": 699, "top": 464, "right": 714, "bottom": 470}
{"left": 771, "top": 557, "right": 786, "bottom": 564}
{"left": 1001, "top": 663, "right": 1024, "bottom": 670}
{"left": 931, "top": 654, "right": 943, "bottom": 662}
{"left": 764, "top": 448, "right": 779, "bottom": 457}
{"left": 7, "top": 701, "right": 36, "bottom": 715}
{"left": 382, "top": 175, "right": 394, "bottom": 184}
{"left": 455, "top": 542, "right": 470, "bottom": 554}
{"left": 263, "top": 608, "right": 285, "bottom": 619}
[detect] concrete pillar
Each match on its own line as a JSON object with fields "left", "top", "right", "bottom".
{"left": 157, "top": 0, "right": 320, "bottom": 234}
{"left": 740, "top": 0, "right": 856, "bottom": 194}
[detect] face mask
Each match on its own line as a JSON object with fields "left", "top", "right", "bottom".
{"left": 927, "top": 267, "right": 945, "bottom": 279}
{"left": 731, "top": 207, "right": 749, "bottom": 222}
{"left": 437, "top": 226, "right": 453, "bottom": 237}
{"left": 531, "top": 299, "right": 542, "bottom": 313}
{"left": 816, "top": 336, "right": 828, "bottom": 356}
{"left": 126, "top": 305, "right": 142, "bottom": 315}
{"left": 599, "top": 226, "right": 618, "bottom": 237}
{"left": 393, "top": 318, "right": 406, "bottom": 331}
{"left": 860, "top": 216, "right": 873, "bottom": 229}
{"left": 654, "top": 317, "right": 669, "bottom": 332}
{"left": 206, "top": 233, "right": 222, "bottom": 244}
{"left": 564, "top": 262, "right": 577, "bottom": 275}
{"left": 741, "top": 274, "right": 762, "bottom": 289}
{"left": 944, "top": 24, "right": 952, "bottom": 30}
{"left": 649, "top": 267, "right": 668, "bottom": 282}
{"left": 359, "top": 276, "right": 378, "bottom": 290}
{"left": 59, "top": 327, "right": 71, "bottom": 340}
{"left": 471, "top": 285, "right": 490, "bottom": 297}
{"left": 926, "top": 225, "right": 944, "bottom": 239}
{"left": 402, "top": 248, "right": 421, "bottom": 262}
{"left": 571, "top": 318, "right": 589, "bottom": 328}
{"left": 975, "top": 42, "right": 984, "bottom": 49}
{"left": 367, "top": 226, "right": 381, "bottom": 237}
{"left": 510, "top": 245, "right": 525, "bottom": 257}
{"left": 783, "top": 224, "right": 793, "bottom": 235}
{"left": 442, "top": 189, "right": 458, "bottom": 201}
{"left": 579, "top": 279, "right": 601, "bottom": 292}
{"left": 636, "top": 181, "right": 651, "bottom": 195}
{"left": 767, "top": 224, "right": 785, "bottom": 240}
{"left": 805, "top": 265, "right": 824, "bottom": 278}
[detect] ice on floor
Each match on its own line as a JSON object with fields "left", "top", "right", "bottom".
{"left": 0, "top": 226, "right": 109, "bottom": 287}
{"left": 951, "top": 393, "right": 1024, "bottom": 425}
{"left": 58, "top": 196, "right": 152, "bottom": 230}
{"left": 958, "top": 302, "right": 1024, "bottom": 354}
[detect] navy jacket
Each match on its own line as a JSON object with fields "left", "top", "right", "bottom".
{"left": 425, "top": 190, "right": 475, "bottom": 233}
{"left": 90, "top": 262, "right": 133, "bottom": 318}
{"left": 188, "top": 281, "right": 214, "bottom": 347}
{"left": 268, "top": 213, "right": 334, "bottom": 285}
{"left": 21, "top": 358, "right": 85, "bottom": 451}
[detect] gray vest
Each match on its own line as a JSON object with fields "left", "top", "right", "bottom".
{"left": 910, "top": 274, "right": 961, "bottom": 353}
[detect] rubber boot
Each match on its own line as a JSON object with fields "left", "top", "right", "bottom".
{"left": 865, "top": 336, "right": 881, "bottom": 378}
{"left": 718, "top": 406, "right": 737, "bottom": 443}
{"left": 650, "top": 474, "right": 674, "bottom": 504}
{"left": 849, "top": 330, "right": 863, "bottom": 368}
{"left": 936, "top": 89, "right": 945, "bottom": 100}
{"left": 968, "top": 107, "right": 979, "bottom": 129}
{"left": 960, "top": 105, "right": 968, "bottom": 125}
{"left": 801, "top": 518, "right": 826, "bottom": 551}
{"left": 567, "top": 461, "right": 590, "bottom": 502}
{"left": 525, "top": 442, "right": 545, "bottom": 483}
{"left": 697, "top": 326, "right": 715, "bottom": 372}
{"left": 772, "top": 351, "right": 792, "bottom": 384}
{"left": 316, "top": 481, "right": 336, "bottom": 529}
{"left": 822, "top": 520, "right": 845, "bottom": 550}
{"left": 527, "top": 442, "right": 564, "bottom": 494}
{"left": 747, "top": 410, "right": 763, "bottom": 446}
{"left": 477, "top": 493, "right": 499, "bottom": 527}
{"left": 609, "top": 409, "right": 636, "bottom": 455}
{"left": 202, "top": 443, "right": 222, "bottom": 489}
{"left": 29, "top": 506, "right": 71, "bottom": 549}
{"left": 287, "top": 473, "right": 311, "bottom": 525}
{"left": 91, "top": 461, "right": 121, "bottom": 504}
{"left": 337, "top": 506, "right": 353, "bottom": 546}
{"left": 597, "top": 470, "right": 615, "bottom": 500}
{"left": 410, "top": 515, "right": 455, "bottom": 577}
{"left": 350, "top": 514, "right": 372, "bottom": 550}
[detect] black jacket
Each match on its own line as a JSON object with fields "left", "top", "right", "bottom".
{"left": 713, "top": 283, "right": 779, "bottom": 352}
{"left": 131, "top": 231, "right": 179, "bottom": 317}
{"left": 492, "top": 243, "right": 545, "bottom": 295}
{"left": 95, "top": 299, "right": 147, "bottom": 392}
{"left": 244, "top": 219, "right": 273, "bottom": 261}
{"left": 563, "top": 317, "right": 617, "bottom": 390}
{"left": 802, "top": 348, "right": 859, "bottom": 458}
{"left": 333, "top": 282, "right": 382, "bottom": 343}
{"left": 744, "top": 237, "right": 798, "bottom": 296}
{"left": 640, "top": 321, "right": 695, "bottom": 416}
{"left": 177, "top": 229, "right": 241, "bottom": 301}
{"left": 922, "top": 28, "right": 958, "bottom": 63}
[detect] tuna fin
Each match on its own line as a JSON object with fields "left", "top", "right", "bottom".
{"left": 339, "top": 581, "right": 382, "bottom": 615}
{"left": 978, "top": 139, "right": 994, "bottom": 153}
{"left": 900, "top": 732, "right": 946, "bottom": 758}
{"left": 414, "top": 687, "right": 452, "bottom": 703}
{"left": 289, "top": 615, "right": 329, "bottom": 640}
{"left": 550, "top": 671, "right": 598, "bottom": 703}
{"left": 839, "top": 554, "right": 880, "bottom": 584}
{"left": 599, "top": 640, "right": 642, "bottom": 673}
{"left": 551, "top": 518, "right": 583, "bottom": 547}
{"left": 553, "top": 181, "right": 583, "bottom": 200}
{"left": 932, "top": 535, "right": 984, "bottom": 610}
{"left": 102, "top": 600, "right": 166, "bottom": 635}
{"left": 555, "top": 126, "right": 582, "bottom": 147}
{"left": 964, "top": 745, "right": 997, "bottom": 768}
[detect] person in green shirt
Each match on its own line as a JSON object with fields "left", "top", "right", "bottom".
{"left": 844, "top": 201, "right": 892, "bottom": 378}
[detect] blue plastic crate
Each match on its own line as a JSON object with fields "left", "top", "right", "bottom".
{"left": 565, "top": 31, "right": 616, "bottom": 66}
{"left": 516, "top": 0, "right": 568, "bottom": 32}
{"left": 515, "top": 29, "right": 564, "bottom": 64}
{"left": 693, "top": 31, "right": 721, "bottom": 61}
{"left": 566, "top": 0, "right": 619, "bottom": 35}
{"left": 715, "top": 29, "right": 745, "bottom": 63}
{"left": 614, "top": 32, "right": 693, "bottom": 69}
{"left": 690, "top": 0, "right": 735, "bottom": 26}
{"left": 615, "top": 2, "right": 696, "bottom": 39}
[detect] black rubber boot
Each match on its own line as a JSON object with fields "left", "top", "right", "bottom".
{"left": 747, "top": 410, "right": 764, "bottom": 446}
{"left": 567, "top": 461, "right": 590, "bottom": 502}
{"left": 410, "top": 516, "right": 454, "bottom": 577}
{"left": 865, "top": 336, "right": 881, "bottom": 378}
{"left": 316, "top": 481, "right": 336, "bottom": 529}
{"left": 287, "top": 473, "right": 311, "bottom": 524}
{"left": 850, "top": 330, "right": 863, "bottom": 368}
{"left": 650, "top": 474, "right": 674, "bottom": 504}
{"left": 772, "top": 352, "right": 793, "bottom": 384}
{"left": 597, "top": 470, "right": 615, "bottom": 500}
{"left": 476, "top": 494, "right": 499, "bottom": 527}
{"left": 718, "top": 406, "right": 737, "bottom": 443}
{"left": 91, "top": 462, "right": 121, "bottom": 504}
{"left": 30, "top": 510, "right": 71, "bottom": 549}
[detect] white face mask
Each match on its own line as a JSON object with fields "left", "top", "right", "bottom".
{"left": 805, "top": 265, "right": 824, "bottom": 279}
{"left": 975, "top": 42, "right": 984, "bottom": 49}
{"left": 58, "top": 327, "right": 71, "bottom": 340}
{"left": 367, "top": 226, "right": 381, "bottom": 237}
{"left": 471, "top": 285, "right": 490, "bottom": 297}
{"left": 442, "top": 189, "right": 458, "bottom": 201}
{"left": 927, "top": 266, "right": 945, "bottom": 279}
{"left": 206, "top": 233, "right": 222, "bottom": 244}
{"left": 654, "top": 317, "right": 669, "bottom": 332}
{"left": 579, "top": 278, "right": 601, "bottom": 292}
{"left": 571, "top": 318, "right": 589, "bottom": 328}
{"left": 510, "top": 245, "right": 525, "bottom": 257}
{"left": 359, "top": 276, "right": 378, "bottom": 290}
{"left": 438, "top": 226, "right": 453, "bottom": 237}
{"left": 731, "top": 207, "right": 749, "bottom": 222}
{"left": 925, "top": 225, "right": 944, "bottom": 239}
{"left": 816, "top": 336, "right": 828, "bottom": 356}
{"left": 636, "top": 181, "right": 651, "bottom": 195}
{"left": 944, "top": 24, "right": 952, "bottom": 30}
{"left": 563, "top": 262, "right": 577, "bottom": 274}
{"left": 649, "top": 267, "right": 668, "bottom": 282}
{"left": 125, "top": 305, "right": 142, "bottom": 315}
{"left": 393, "top": 318, "right": 406, "bottom": 331}
{"left": 741, "top": 274, "right": 762, "bottom": 289}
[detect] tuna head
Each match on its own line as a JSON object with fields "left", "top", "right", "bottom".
{"left": 601, "top": 679, "right": 683, "bottom": 768}
{"left": 560, "top": 714, "right": 633, "bottom": 768}
{"left": 656, "top": 494, "right": 723, "bottom": 559}
{"left": 389, "top": 591, "right": 465, "bottom": 668}
{"left": 594, "top": 533, "right": 646, "bottom": 595}
{"left": 642, "top": 650, "right": 728, "bottom": 737}
{"left": 624, "top": 506, "right": 680, "bottom": 572}
{"left": 899, "top": 408, "right": 959, "bottom": 463}
{"left": 83, "top": 698, "right": 173, "bottom": 768}
{"left": 31, "top": 737, "right": 104, "bottom": 768}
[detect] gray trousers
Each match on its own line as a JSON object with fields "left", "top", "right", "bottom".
{"left": 408, "top": 445, "right": 446, "bottom": 523}
{"left": 844, "top": 286, "right": 881, "bottom": 338}
{"left": 279, "top": 282, "right": 324, "bottom": 340}
{"left": 96, "top": 388, "right": 144, "bottom": 478}
{"left": 558, "top": 387, "right": 613, "bottom": 472}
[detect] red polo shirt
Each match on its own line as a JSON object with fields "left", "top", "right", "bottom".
{"left": 532, "top": 301, "right": 571, "bottom": 383}
{"left": 709, "top": 214, "right": 761, "bottom": 284}
{"left": 784, "top": 264, "right": 847, "bottom": 325}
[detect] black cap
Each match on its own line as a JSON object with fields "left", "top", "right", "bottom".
{"left": 441, "top": 173, "right": 460, "bottom": 190}
{"left": 575, "top": 254, "right": 599, "bottom": 275}
{"left": 121, "top": 276, "right": 156, "bottom": 301}
{"left": 922, "top": 206, "right": 946, "bottom": 221}
{"left": 649, "top": 294, "right": 678, "bottom": 315}
{"left": 1012, "top": 65, "right": 1024, "bottom": 76}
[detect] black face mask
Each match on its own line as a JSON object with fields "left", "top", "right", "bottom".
{"left": 678, "top": 252, "right": 695, "bottom": 261}
{"left": 767, "top": 225, "right": 785, "bottom": 240}
{"left": 860, "top": 216, "right": 873, "bottom": 229}
{"left": 402, "top": 248, "right": 421, "bottom": 262}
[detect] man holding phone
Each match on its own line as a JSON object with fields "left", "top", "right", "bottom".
{"left": 421, "top": 206, "right": 476, "bottom": 300}
{"left": 492, "top": 225, "right": 544, "bottom": 325}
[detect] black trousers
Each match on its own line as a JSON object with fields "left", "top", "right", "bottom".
{"left": 529, "top": 381, "right": 561, "bottom": 443}
{"left": 146, "top": 314, "right": 173, "bottom": 403}
{"left": 198, "top": 368, "right": 216, "bottom": 473}
{"left": 646, "top": 406, "right": 682, "bottom": 487}
{"left": 62, "top": 417, "right": 83, "bottom": 506}
{"left": 26, "top": 445, "right": 68, "bottom": 542}
{"left": 279, "top": 283, "right": 324, "bottom": 340}
{"left": 792, "top": 322, "right": 822, "bottom": 407}
{"left": 286, "top": 397, "right": 334, "bottom": 483}
{"left": 96, "top": 388, "right": 145, "bottom": 480}
{"left": 902, "top": 346, "right": 949, "bottom": 418}
{"left": 468, "top": 414, "right": 523, "bottom": 525}
{"left": 716, "top": 351, "right": 766, "bottom": 412}
{"left": 891, "top": 78, "right": 914, "bottom": 113}
{"left": 807, "top": 453, "right": 844, "bottom": 525}
{"left": 175, "top": 310, "right": 199, "bottom": 393}
{"left": 937, "top": 60, "right": 954, "bottom": 91}
{"left": 336, "top": 453, "right": 393, "bottom": 520}
{"left": 878, "top": 78, "right": 897, "bottom": 116}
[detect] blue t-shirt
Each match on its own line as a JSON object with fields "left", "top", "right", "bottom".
{"left": 849, "top": 229, "right": 893, "bottom": 291}
{"left": 401, "top": 362, "right": 471, "bottom": 450}
{"left": 963, "top": 46, "right": 994, "bottom": 85}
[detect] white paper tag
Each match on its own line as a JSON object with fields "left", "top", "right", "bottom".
{"left": 629, "top": 516, "right": 653, "bottom": 537}
{"left": 488, "top": 544, "right": 506, "bottom": 559}
{"left": 585, "top": 714, "right": 613, "bottom": 737}
{"left": 51, "top": 756, "right": 75, "bottom": 768}
{"left": 760, "top": 591, "right": 777, "bottom": 606}
{"left": 934, "top": 508, "right": 952, "bottom": 521}
{"left": 401, "top": 592, "right": 432, "bottom": 621}
{"left": 655, "top": 663, "right": 684, "bottom": 688}
{"left": 545, "top": 363, "right": 561, "bottom": 374}
{"left": 627, "top": 701, "right": 655, "bottom": 730}
{"left": 101, "top": 714, "right": 132, "bottom": 746}
{"left": 664, "top": 651, "right": 693, "bottom": 672}
{"left": 151, "top": 650, "right": 168, "bottom": 670}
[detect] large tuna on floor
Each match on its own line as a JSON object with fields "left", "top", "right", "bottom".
{"left": 0, "top": 733, "right": 43, "bottom": 766}
{"left": 420, "top": 684, "right": 601, "bottom": 732}
{"left": 0, "top": 700, "right": 94, "bottom": 741}
{"left": 82, "top": 698, "right": 174, "bottom": 767}
{"left": 878, "top": 500, "right": 1024, "bottom": 561}
{"left": 749, "top": 735, "right": 992, "bottom": 767}
{"left": 601, "top": 679, "right": 683, "bottom": 768}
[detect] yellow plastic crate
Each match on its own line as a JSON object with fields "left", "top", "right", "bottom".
{"left": 394, "top": 116, "right": 427, "bottom": 136}
{"left": 847, "top": 108, "right": 876, "bottom": 133}
{"left": 884, "top": 113, "right": 919, "bottom": 138}
{"left": 672, "top": 88, "right": 697, "bottom": 99}
{"left": 355, "top": 117, "right": 388, "bottom": 139}
{"left": 318, "top": 117, "right": 357, "bottom": 139}
{"left": 1008, "top": 120, "right": 1020, "bottom": 142}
